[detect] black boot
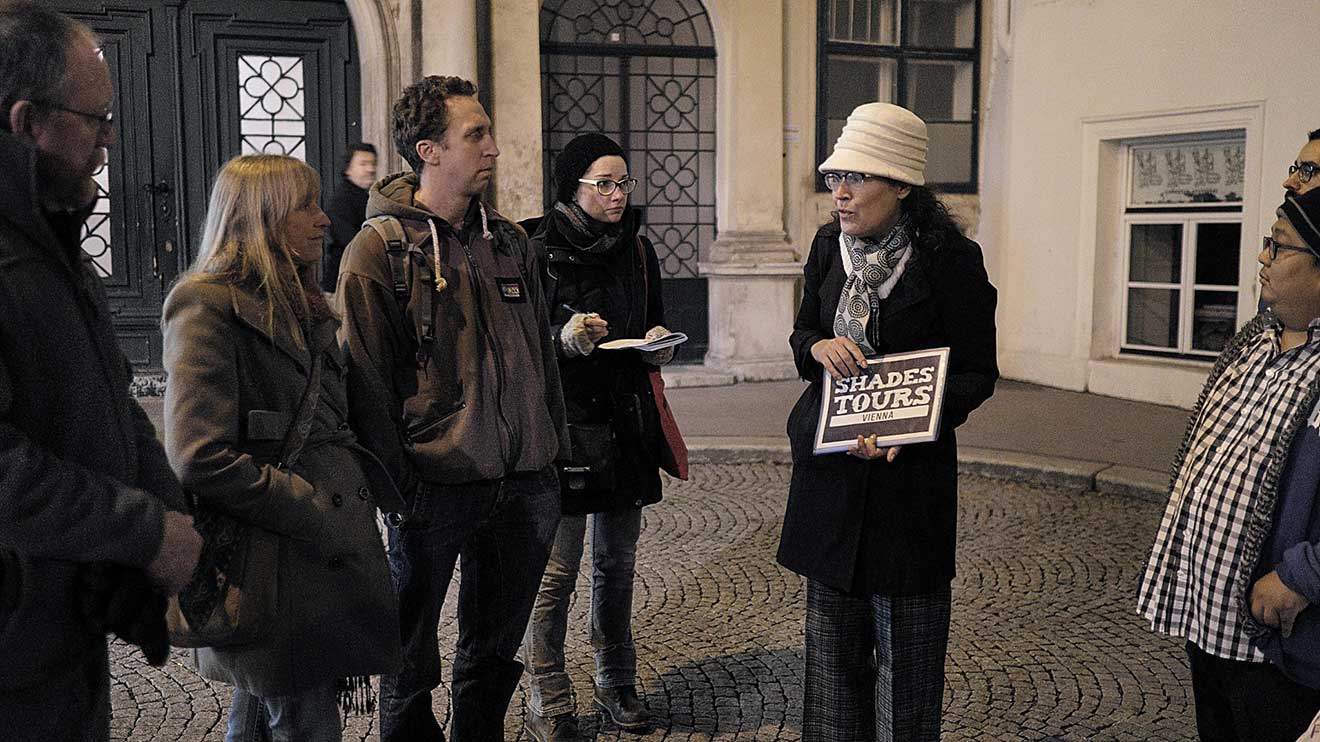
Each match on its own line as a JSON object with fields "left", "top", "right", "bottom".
{"left": 526, "top": 709, "right": 583, "bottom": 742}
{"left": 593, "top": 685, "right": 654, "bottom": 731}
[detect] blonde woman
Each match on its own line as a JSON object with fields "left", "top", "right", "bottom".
{"left": 162, "top": 154, "right": 400, "bottom": 741}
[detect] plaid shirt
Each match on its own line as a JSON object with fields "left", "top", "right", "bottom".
{"left": 1139, "top": 316, "right": 1320, "bottom": 661}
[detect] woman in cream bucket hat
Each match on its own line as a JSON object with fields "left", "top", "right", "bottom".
{"left": 776, "top": 102, "right": 999, "bottom": 741}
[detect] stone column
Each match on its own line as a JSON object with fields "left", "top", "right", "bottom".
{"left": 488, "top": 0, "right": 544, "bottom": 221}
{"left": 421, "top": 0, "right": 479, "bottom": 80}
{"left": 346, "top": 0, "right": 406, "bottom": 172}
{"left": 699, "top": 0, "right": 799, "bottom": 381}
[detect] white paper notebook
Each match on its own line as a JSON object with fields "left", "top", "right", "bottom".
{"left": 597, "top": 332, "right": 689, "bottom": 352}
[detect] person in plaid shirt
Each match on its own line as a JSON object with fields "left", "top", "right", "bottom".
{"left": 1139, "top": 185, "right": 1320, "bottom": 741}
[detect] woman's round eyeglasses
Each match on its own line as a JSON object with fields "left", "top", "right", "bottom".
{"left": 579, "top": 177, "right": 637, "bottom": 196}
{"left": 822, "top": 171, "right": 883, "bottom": 190}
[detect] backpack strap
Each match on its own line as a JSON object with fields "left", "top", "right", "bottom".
{"left": 364, "top": 216, "right": 410, "bottom": 302}
{"left": 363, "top": 215, "right": 436, "bottom": 367}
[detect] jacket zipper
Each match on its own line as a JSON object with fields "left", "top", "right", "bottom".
{"left": 458, "top": 238, "right": 515, "bottom": 468}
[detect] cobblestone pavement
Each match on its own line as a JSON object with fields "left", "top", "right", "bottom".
{"left": 108, "top": 464, "right": 1194, "bottom": 741}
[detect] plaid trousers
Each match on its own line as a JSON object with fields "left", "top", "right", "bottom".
{"left": 803, "top": 579, "right": 951, "bottom": 742}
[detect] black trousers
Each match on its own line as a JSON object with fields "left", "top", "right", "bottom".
{"left": 1187, "top": 641, "right": 1320, "bottom": 742}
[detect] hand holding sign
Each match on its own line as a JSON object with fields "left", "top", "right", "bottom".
{"left": 811, "top": 337, "right": 868, "bottom": 380}
{"left": 847, "top": 434, "right": 902, "bottom": 462}
{"left": 813, "top": 347, "right": 950, "bottom": 455}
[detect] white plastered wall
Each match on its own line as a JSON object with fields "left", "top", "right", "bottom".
{"left": 981, "top": 0, "right": 1320, "bottom": 407}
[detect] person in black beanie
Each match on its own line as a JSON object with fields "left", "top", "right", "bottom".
{"left": 1139, "top": 186, "right": 1320, "bottom": 741}
{"left": 518, "top": 133, "right": 676, "bottom": 741}
{"left": 322, "top": 142, "right": 376, "bottom": 292}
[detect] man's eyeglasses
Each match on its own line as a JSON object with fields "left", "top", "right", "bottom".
{"left": 822, "top": 171, "right": 883, "bottom": 190}
{"left": 1263, "top": 235, "right": 1315, "bottom": 260}
{"left": 579, "top": 177, "right": 637, "bottom": 196}
{"left": 1289, "top": 161, "right": 1319, "bottom": 184}
{"left": 32, "top": 99, "right": 113, "bottom": 129}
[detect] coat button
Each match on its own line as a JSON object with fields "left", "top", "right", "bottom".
{"left": 633, "top": 499, "right": 642, "bottom": 507}
{"left": 358, "top": 486, "right": 370, "bottom": 501}
{"left": 328, "top": 556, "right": 343, "bottom": 569}
{"left": 332, "top": 493, "right": 344, "bottom": 507}
{"left": 338, "top": 422, "right": 349, "bottom": 431}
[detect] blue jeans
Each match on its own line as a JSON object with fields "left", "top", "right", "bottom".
{"left": 378, "top": 467, "right": 561, "bottom": 742}
{"left": 521, "top": 508, "right": 644, "bottom": 717}
{"left": 226, "top": 684, "right": 341, "bottom": 742}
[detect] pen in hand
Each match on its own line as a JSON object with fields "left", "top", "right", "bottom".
{"left": 561, "top": 303, "right": 609, "bottom": 341}
{"left": 560, "top": 303, "right": 599, "bottom": 318}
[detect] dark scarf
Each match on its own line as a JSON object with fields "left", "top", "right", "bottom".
{"left": 550, "top": 201, "right": 629, "bottom": 254}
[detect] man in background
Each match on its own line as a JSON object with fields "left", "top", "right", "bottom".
{"left": 322, "top": 141, "right": 377, "bottom": 292}
{"left": 1283, "top": 129, "right": 1320, "bottom": 196}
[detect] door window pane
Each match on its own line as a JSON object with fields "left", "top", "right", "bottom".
{"left": 1194, "top": 223, "right": 1241, "bottom": 286}
{"left": 238, "top": 54, "right": 307, "bottom": 160}
{"left": 908, "top": 0, "right": 976, "bottom": 47}
{"left": 903, "top": 59, "right": 973, "bottom": 121}
{"left": 1193, "top": 290, "right": 1237, "bottom": 352}
{"left": 83, "top": 162, "right": 113, "bottom": 278}
{"left": 829, "top": 0, "right": 898, "bottom": 45}
{"left": 825, "top": 55, "right": 897, "bottom": 148}
{"left": 1127, "top": 288, "right": 1179, "bottom": 348}
{"left": 1129, "top": 224, "right": 1182, "bottom": 283}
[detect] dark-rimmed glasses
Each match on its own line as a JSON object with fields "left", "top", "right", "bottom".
{"left": 32, "top": 99, "right": 113, "bottom": 129}
{"left": 822, "top": 171, "right": 883, "bottom": 190}
{"left": 579, "top": 177, "right": 637, "bottom": 196}
{"left": 1263, "top": 235, "right": 1315, "bottom": 260}
{"left": 1289, "top": 161, "right": 1319, "bottom": 184}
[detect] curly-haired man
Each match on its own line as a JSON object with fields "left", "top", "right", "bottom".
{"left": 337, "top": 75, "right": 567, "bottom": 742}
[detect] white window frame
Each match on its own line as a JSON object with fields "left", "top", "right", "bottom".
{"left": 1119, "top": 212, "right": 1243, "bottom": 359}
{"left": 1116, "top": 133, "right": 1245, "bottom": 361}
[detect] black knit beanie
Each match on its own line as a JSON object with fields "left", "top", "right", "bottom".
{"left": 554, "top": 133, "right": 626, "bottom": 205}
{"left": 1282, "top": 188, "right": 1320, "bottom": 253}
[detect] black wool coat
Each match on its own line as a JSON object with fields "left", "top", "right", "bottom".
{"left": 776, "top": 220, "right": 998, "bottom": 595}
{"left": 523, "top": 211, "right": 667, "bottom": 515}
{"left": 0, "top": 131, "right": 186, "bottom": 695}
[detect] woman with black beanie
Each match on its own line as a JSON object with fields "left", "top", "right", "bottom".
{"left": 518, "top": 133, "right": 673, "bottom": 741}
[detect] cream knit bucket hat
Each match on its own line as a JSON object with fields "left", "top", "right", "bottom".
{"left": 818, "top": 102, "right": 928, "bottom": 186}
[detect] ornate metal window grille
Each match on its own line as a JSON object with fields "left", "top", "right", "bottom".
{"left": 541, "top": 0, "right": 714, "bottom": 49}
{"left": 540, "top": 0, "right": 716, "bottom": 279}
{"left": 238, "top": 54, "right": 306, "bottom": 159}
{"left": 83, "top": 162, "right": 113, "bottom": 278}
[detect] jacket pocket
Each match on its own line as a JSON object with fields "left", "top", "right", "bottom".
{"left": 246, "top": 409, "right": 292, "bottom": 442}
{"left": 787, "top": 383, "right": 823, "bottom": 463}
{"left": 405, "top": 400, "right": 467, "bottom": 444}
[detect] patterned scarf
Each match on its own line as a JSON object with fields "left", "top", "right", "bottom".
{"left": 832, "top": 214, "right": 912, "bottom": 356}
{"left": 551, "top": 201, "right": 625, "bottom": 254}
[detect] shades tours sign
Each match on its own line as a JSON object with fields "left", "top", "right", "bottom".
{"left": 813, "top": 347, "right": 951, "bottom": 455}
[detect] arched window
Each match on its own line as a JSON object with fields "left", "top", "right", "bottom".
{"left": 539, "top": 0, "right": 716, "bottom": 284}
